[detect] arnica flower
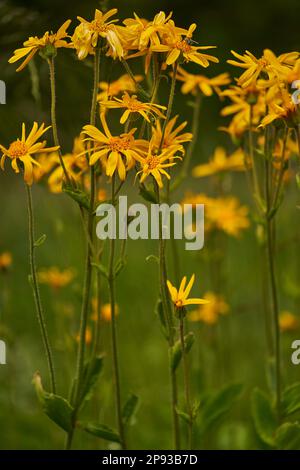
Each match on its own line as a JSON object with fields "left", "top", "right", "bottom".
{"left": 0, "top": 122, "right": 59, "bottom": 185}
{"left": 151, "top": 115, "right": 192, "bottom": 154}
{"left": 188, "top": 292, "right": 229, "bottom": 325}
{"left": 205, "top": 196, "right": 250, "bottom": 237}
{"left": 220, "top": 84, "right": 266, "bottom": 127}
{"left": 8, "top": 20, "right": 71, "bottom": 71}
{"left": 72, "top": 9, "right": 123, "bottom": 60}
{"left": 227, "top": 49, "right": 299, "bottom": 89}
{"left": 167, "top": 274, "right": 209, "bottom": 309}
{"left": 151, "top": 23, "right": 218, "bottom": 67}
{"left": 92, "top": 299, "right": 120, "bottom": 323}
{"left": 38, "top": 267, "right": 75, "bottom": 289}
{"left": 279, "top": 311, "right": 299, "bottom": 332}
{"left": 99, "top": 91, "right": 166, "bottom": 124}
{"left": 192, "top": 147, "right": 246, "bottom": 178}
{"left": 175, "top": 66, "right": 230, "bottom": 96}
{"left": 32, "top": 152, "right": 58, "bottom": 184}
{"left": 134, "top": 139, "right": 179, "bottom": 188}
{"left": 97, "top": 74, "right": 144, "bottom": 101}
{"left": 260, "top": 87, "right": 300, "bottom": 128}
{"left": 0, "top": 252, "right": 12, "bottom": 272}
{"left": 82, "top": 113, "right": 147, "bottom": 180}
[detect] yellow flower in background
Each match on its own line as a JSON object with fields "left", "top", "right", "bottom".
{"left": 33, "top": 152, "right": 59, "bottom": 184}
{"left": 151, "top": 115, "right": 192, "bottom": 154}
{"left": 100, "top": 91, "right": 166, "bottom": 124}
{"left": 167, "top": 274, "right": 209, "bottom": 309}
{"left": 82, "top": 113, "right": 147, "bottom": 180}
{"left": 175, "top": 66, "right": 230, "bottom": 96}
{"left": 92, "top": 299, "right": 120, "bottom": 323}
{"left": 76, "top": 327, "right": 92, "bottom": 345}
{"left": 227, "top": 49, "right": 299, "bottom": 88}
{"left": 188, "top": 292, "right": 229, "bottom": 324}
{"left": 0, "top": 252, "right": 12, "bottom": 272}
{"left": 38, "top": 267, "right": 75, "bottom": 289}
{"left": 279, "top": 311, "right": 299, "bottom": 332}
{"left": 97, "top": 188, "right": 107, "bottom": 202}
{"left": 206, "top": 196, "right": 250, "bottom": 237}
{"left": 97, "top": 74, "right": 144, "bottom": 101}
{"left": 8, "top": 20, "right": 71, "bottom": 72}
{"left": 151, "top": 23, "right": 218, "bottom": 67}
{"left": 192, "top": 147, "right": 246, "bottom": 178}
{"left": 134, "top": 139, "right": 179, "bottom": 188}
{"left": 0, "top": 122, "right": 59, "bottom": 185}
{"left": 72, "top": 9, "right": 123, "bottom": 60}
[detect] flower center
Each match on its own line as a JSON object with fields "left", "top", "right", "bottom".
{"left": 90, "top": 20, "right": 108, "bottom": 33}
{"left": 108, "top": 136, "right": 131, "bottom": 152}
{"left": 175, "top": 299, "right": 183, "bottom": 308}
{"left": 145, "top": 155, "right": 160, "bottom": 170}
{"left": 123, "top": 95, "right": 144, "bottom": 111}
{"left": 175, "top": 40, "right": 192, "bottom": 53}
{"left": 8, "top": 140, "right": 27, "bottom": 158}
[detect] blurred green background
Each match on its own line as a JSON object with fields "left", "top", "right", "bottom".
{"left": 0, "top": 0, "right": 300, "bottom": 450}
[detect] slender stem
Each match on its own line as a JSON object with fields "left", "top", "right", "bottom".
{"left": 26, "top": 184, "right": 56, "bottom": 393}
{"left": 249, "top": 105, "right": 261, "bottom": 202}
{"left": 108, "top": 174, "right": 126, "bottom": 449}
{"left": 159, "top": 62, "right": 178, "bottom": 153}
{"left": 154, "top": 181, "right": 180, "bottom": 450}
{"left": 66, "top": 46, "right": 101, "bottom": 450}
{"left": 47, "top": 57, "right": 71, "bottom": 186}
{"left": 179, "top": 314, "right": 193, "bottom": 449}
{"left": 121, "top": 59, "right": 150, "bottom": 100}
{"left": 264, "top": 153, "right": 281, "bottom": 421}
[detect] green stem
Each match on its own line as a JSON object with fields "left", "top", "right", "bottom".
{"left": 159, "top": 62, "right": 178, "bottom": 154}
{"left": 48, "top": 57, "right": 71, "bottom": 186}
{"left": 26, "top": 184, "right": 56, "bottom": 394}
{"left": 179, "top": 314, "right": 193, "bottom": 449}
{"left": 108, "top": 174, "right": 126, "bottom": 449}
{"left": 121, "top": 59, "right": 150, "bottom": 100}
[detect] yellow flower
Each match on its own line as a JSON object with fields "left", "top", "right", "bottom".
{"left": 32, "top": 152, "right": 59, "bottom": 184}
{"left": 100, "top": 91, "right": 166, "bottom": 124}
{"left": 279, "top": 311, "right": 299, "bottom": 332}
{"left": 134, "top": 139, "right": 179, "bottom": 188}
{"left": 175, "top": 66, "right": 230, "bottom": 96}
{"left": 188, "top": 292, "right": 229, "bottom": 324}
{"left": 38, "top": 267, "right": 75, "bottom": 289}
{"left": 260, "top": 87, "right": 300, "bottom": 128}
{"left": 227, "top": 49, "right": 299, "bottom": 88}
{"left": 0, "top": 122, "right": 59, "bottom": 185}
{"left": 92, "top": 299, "right": 120, "bottom": 323}
{"left": 192, "top": 147, "right": 246, "bottom": 178}
{"left": 82, "top": 113, "right": 147, "bottom": 180}
{"left": 8, "top": 20, "right": 71, "bottom": 72}
{"left": 0, "top": 252, "right": 12, "bottom": 271}
{"left": 206, "top": 196, "right": 250, "bottom": 237}
{"left": 167, "top": 274, "right": 209, "bottom": 309}
{"left": 72, "top": 9, "right": 123, "bottom": 60}
{"left": 220, "top": 84, "right": 266, "bottom": 128}
{"left": 97, "top": 74, "right": 143, "bottom": 101}
{"left": 76, "top": 327, "right": 92, "bottom": 345}
{"left": 151, "top": 23, "right": 218, "bottom": 67}
{"left": 151, "top": 115, "right": 192, "bottom": 153}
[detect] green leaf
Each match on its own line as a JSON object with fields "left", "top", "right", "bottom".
{"left": 33, "top": 372, "right": 73, "bottom": 432}
{"left": 139, "top": 185, "right": 157, "bottom": 203}
{"left": 251, "top": 388, "right": 276, "bottom": 447}
{"left": 122, "top": 393, "right": 139, "bottom": 425}
{"left": 92, "top": 262, "right": 108, "bottom": 279}
{"left": 169, "top": 332, "right": 195, "bottom": 373}
{"left": 63, "top": 186, "right": 90, "bottom": 209}
{"left": 275, "top": 422, "right": 300, "bottom": 449}
{"left": 81, "top": 423, "right": 121, "bottom": 443}
{"left": 155, "top": 299, "right": 168, "bottom": 340}
{"left": 79, "top": 356, "right": 104, "bottom": 406}
{"left": 282, "top": 382, "right": 300, "bottom": 417}
{"left": 34, "top": 234, "right": 46, "bottom": 247}
{"left": 200, "top": 383, "right": 243, "bottom": 434}
{"left": 175, "top": 407, "right": 191, "bottom": 424}
{"left": 115, "top": 258, "right": 127, "bottom": 277}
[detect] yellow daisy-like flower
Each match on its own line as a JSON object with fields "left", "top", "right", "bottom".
{"left": 91, "top": 299, "right": 120, "bottom": 323}
{"left": 72, "top": 8, "right": 123, "bottom": 60}
{"left": 192, "top": 147, "right": 246, "bottom": 178}
{"left": 97, "top": 74, "right": 143, "bottom": 101}
{"left": 38, "top": 267, "right": 75, "bottom": 289}
{"left": 0, "top": 252, "right": 12, "bottom": 271}
{"left": 188, "top": 292, "right": 229, "bottom": 325}
{"left": 167, "top": 274, "right": 209, "bottom": 309}
{"left": 100, "top": 91, "right": 166, "bottom": 124}
{"left": 279, "top": 311, "right": 299, "bottom": 332}
{"left": 134, "top": 139, "right": 179, "bottom": 188}
{"left": 82, "top": 113, "right": 147, "bottom": 180}
{"left": 0, "top": 122, "right": 59, "bottom": 185}
{"left": 151, "top": 115, "right": 192, "bottom": 154}
{"left": 206, "top": 196, "right": 250, "bottom": 237}
{"left": 260, "top": 88, "right": 300, "bottom": 128}
{"left": 8, "top": 20, "right": 71, "bottom": 72}
{"left": 151, "top": 23, "right": 218, "bottom": 67}
{"left": 175, "top": 66, "right": 230, "bottom": 96}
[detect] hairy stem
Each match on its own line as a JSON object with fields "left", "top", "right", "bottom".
{"left": 179, "top": 314, "right": 193, "bottom": 449}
